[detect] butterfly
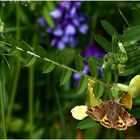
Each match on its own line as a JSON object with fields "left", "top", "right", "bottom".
{"left": 86, "top": 100, "right": 137, "bottom": 130}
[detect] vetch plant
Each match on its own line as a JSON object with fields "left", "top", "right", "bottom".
{"left": 1, "top": 5, "right": 140, "bottom": 138}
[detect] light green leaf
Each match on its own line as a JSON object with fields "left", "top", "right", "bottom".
{"left": 75, "top": 54, "right": 84, "bottom": 71}
{"left": 43, "top": 62, "right": 55, "bottom": 74}
{"left": 60, "top": 69, "right": 72, "bottom": 85}
{"left": 77, "top": 75, "right": 88, "bottom": 94}
{"left": 43, "top": 6, "right": 55, "bottom": 28}
{"left": 77, "top": 117, "right": 99, "bottom": 129}
{"left": 25, "top": 56, "right": 37, "bottom": 67}
{"left": 47, "top": 1, "right": 56, "bottom": 11}
{"left": 101, "top": 20, "right": 118, "bottom": 37}
{"left": 95, "top": 35, "right": 111, "bottom": 52}
{"left": 88, "top": 57, "right": 98, "bottom": 78}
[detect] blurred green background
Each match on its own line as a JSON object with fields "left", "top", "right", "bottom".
{"left": 0, "top": 1, "right": 140, "bottom": 139}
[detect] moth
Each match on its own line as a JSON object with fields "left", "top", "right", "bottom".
{"left": 86, "top": 100, "right": 137, "bottom": 130}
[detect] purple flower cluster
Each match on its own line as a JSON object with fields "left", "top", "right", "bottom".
{"left": 38, "top": 1, "right": 88, "bottom": 50}
{"left": 73, "top": 42, "right": 106, "bottom": 87}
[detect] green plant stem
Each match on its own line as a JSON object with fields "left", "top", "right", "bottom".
{"left": 0, "top": 40, "right": 108, "bottom": 88}
{"left": 28, "top": 32, "right": 38, "bottom": 138}
{"left": 6, "top": 2, "right": 21, "bottom": 129}
{"left": 29, "top": 66, "right": 34, "bottom": 138}
{"left": 6, "top": 59, "right": 20, "bottom": 128}
{"left": 55, "top": 90, "right": 67, "bottom": 138}
{"left": 118, "top": 9, "right": 130, "bottom": 27}
{"left": 0, "top": 76, "right": 7, "bottom": 139}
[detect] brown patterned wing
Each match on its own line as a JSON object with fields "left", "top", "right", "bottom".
{"left": 113, "top": 103, "right": 137, "bottom": 130}
{"left": 86, "top": 101, "right": 109, "bottom": 121}
{"left": 119, "top": 105, "right": 137, "bottom": 126}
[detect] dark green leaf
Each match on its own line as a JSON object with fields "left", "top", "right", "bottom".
{"left": 77, "top": 75, "right": 88, "bottom": 94}
{"left": 36, "top": 46, "right": 47, "bottom": 58}
{"left": 75, "top": 54, "right": 84, "bottom": 71}
{"left": 77, "top": 117, "right": 99, "bottom": 129}
{"left": 133, "top": 98, "right": 140, "bottom": 105}
{"left": 112, "top": 34, "right": 118, "bottom": 53}
{"left": 96, "top": 83, "right": 104, "bottom": 98}
{"left": 101, "top": 20, "right": 118, "bottom": 37}
{"left": 60, "top": 69, "right": 72, "bottom": 85}
{"left": 103, "top": 69, "right": 112, "bottom": 83}
{"left": 19, "top": 40, "right": 32, "bottom": 51}
{"left": 95, "top": 35, "right": 111, "bottom": 52}
{"left": 7, "top": 36, "right": 17, "bottom": 48}
{"left": 88, "top": 57, "right": 98, "bottom": 78}
{"left": 129, "top": 108, "right": 140, "bottom": 119}
{"left": 121, "top": 25, "right": 140, "bottom": 43}
{"left": 25, "top": 56, "right": 37, "bottom": 67}
{"left": 43, "top": 62, "right": 55, "bottom": 74}
{"left": 43, "top": 6, "right": 55, "bottom": 28}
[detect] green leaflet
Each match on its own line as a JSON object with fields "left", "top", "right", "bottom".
{"left": 77, "top": 75, "right": 88, "bottom": 94}
{"left": 43, "top": 6, "right": 55, "bottom": 28}
{"left": 47, "top": 1, "right": 56, "bottom": 11}
{"left": 101, "top": 20, "right": 118, "bottom": 37}
{"left": 75, "top": 54, "right": 84, "bottom": 71}
{"left": 121, "top": 63, "right": 140, "bottom": 76}
{"left": 60, "top": 69, "right": 72, "bottom": 85}
{"left": 25, "top": 56, "right": 37, "bottom": 67}
{"left": 121, "top": 25, "right": 140, "bottom": 43}
{"left": 19, "top": 40, "right": 32, "bottom": 51}
{"left": 43, "top": 62, "right": 55, "bottom": 74}
{"left": 112, "top": 34, "right": 118, "bottom": 53}
{"left": 95, "top": 35, "right": 111, "bottom": 52}
{"left": 96, "top": 83, "right": 104, "bottom": 98}
{"left": 36, "top": 46, "right": 47, "bottom": 58}
{"left": 77, "top": 117, "right": 99, "bottom": 129}
{"left": 88, "top": 57, "right": 98, "bottom": 78}
{"left": 103, "top": 69, "right": 112, "bottom": 83}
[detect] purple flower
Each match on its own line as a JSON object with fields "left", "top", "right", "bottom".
{"left": 38, "top": 1, "right": 88, "bottom": 50}
{"left": 73, "top": 42, "right": 106, "bottom": 87}
{"left": 83, "top": 42, "right": 106, "bottom": 58}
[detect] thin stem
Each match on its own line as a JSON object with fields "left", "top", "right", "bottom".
{"left": 55, "top": 90, "right": 66, "bottom": 138}
{"left": 0, "top": 76, "right": 7, "bottom": 139}
{"left": 0, "top": 40, "right": 108, "bottom": 87}
{"left": 6, "top": 2, "right": 21, "bottom": 129}
{"left": 28, "top": 32, "right": 37, "bottom": 138}
{"left": 118, "top": 9, "right": 130, "bottom": 27}
{"left": 43, "top": 57, "right": 107, "bottom": 87}
{"left": 6, "top": 59, "right": 20, "bottom": 128}
{"left": 28, "top": 66, "right": 34, "bottom": 138}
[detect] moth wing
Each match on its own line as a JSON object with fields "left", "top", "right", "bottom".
{"left": 117, "top": 104, "right": 137, "bottom": 126}
{"left": 86, "top": 101, "right": 109, "bottom": 121}
{"left": 113, "top": 116, "right": 127, "bottom": 130}
{"left": 100, "top": 115, "right": 112, "bottom": 129}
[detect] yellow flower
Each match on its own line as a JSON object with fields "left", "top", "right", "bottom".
{"left": 128, "top": 75, "right": 140, "bottom": 98}
{"left": 71, "top": 105, "right": 88, "bottom": 120}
